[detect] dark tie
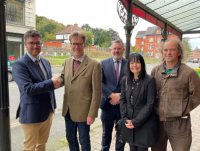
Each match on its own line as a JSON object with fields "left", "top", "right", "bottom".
{"left": 115, "top": 61, "right": 119, "bottom": 82}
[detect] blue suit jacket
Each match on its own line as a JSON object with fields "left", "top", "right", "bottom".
{"left": 13, "top": 53, "right": 56, "bottom": 124}
{"left": 99, "top": 57, "right": 127, "bottom": 112}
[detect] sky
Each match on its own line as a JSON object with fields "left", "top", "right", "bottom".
{"left": 36, "top": 0, "right": 200, "bottom": 49}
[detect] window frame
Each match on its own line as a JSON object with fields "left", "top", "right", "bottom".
{"left": 157, "top": 38, "right": 161, "bottom": 43}
{"left": 149, "top": 44, "right": 153, "bottom": 49}
{"left": 149, "top": 38, "right": 153, "bottom": 42}
{"left": 6, "top": 0, "right": 25, "bottom": 25}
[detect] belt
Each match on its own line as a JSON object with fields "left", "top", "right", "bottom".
{"left": 161, "top": 116, "right": 188, "bottom": 121}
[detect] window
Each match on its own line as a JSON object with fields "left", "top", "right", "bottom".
{"left": 64, "top": 34, "right": 69, "bottom": 39}
{"left": 157, "top": 30, "right": 161, "bottom": 34}
{"left": 141, "top": 47, "right": 143, "bottom": 51}
{"left": 142, "top": 41, "right": 144, "bottom": 45}
{"left": 149, "top": 38, "right": 153, "bottom": 42}
{"left": 149, "top": 44, "right": 153, "bottom": 49}
{"left": 157, "top": 46, "right": 160, "bottom": 51}
{"left": 6, "top": 0, "right": 24, "bottom": 25}
{"left": 143, "top": 36, "right": 146, "bottom": 39}
{"left": 157, "top": 38, "right": 161, "bottom": 43}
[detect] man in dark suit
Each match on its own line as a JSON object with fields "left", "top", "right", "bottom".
{"left": 100, "top": 40, "right": 127, "bottom": 151}
{"left": 13, "top": 30, "right": 59, "bottom": 151}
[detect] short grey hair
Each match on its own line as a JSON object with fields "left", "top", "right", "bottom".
{"left": 24, "top": 30, "right": 42, "bottom": 42}
{"left": 111, "top": 40, "right": 124, "bottom": 48}
{"left": 160, "top": 38, "right": 186, "bottom": 63}
{"left": 69, "top": 31, "right": 86, "bottom": 43}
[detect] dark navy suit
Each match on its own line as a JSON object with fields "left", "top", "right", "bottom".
{"left": 13, "top": 53, "right": 56, "bottom": 124}
{"left": 100, "top": 57, "right": 127, "bottom": 151}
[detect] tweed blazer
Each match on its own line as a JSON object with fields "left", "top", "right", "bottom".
{"left": 58, "top": 55, "right": 102, "bottom": 122}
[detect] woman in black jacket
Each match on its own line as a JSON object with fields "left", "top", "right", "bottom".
{"left": 120, "top": 53, "right": 158, "bottom": 151}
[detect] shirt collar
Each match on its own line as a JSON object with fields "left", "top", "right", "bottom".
{"left": 113, "top": 57, "right": 122, "bottom": 63}
{"left": 164, "top": 61, "right": 178, "bottom": 72}
{"left": 73, "top": 53, "right": 85, "bottom": 62}
{"left": 27, "top": 52, "right": 40, "bottom": 62}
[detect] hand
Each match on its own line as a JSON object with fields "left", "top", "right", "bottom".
{"left": 125, "top": 120, "right": 134, "bottom": 129}
{"left": 109, "top": 93, "right": 121, "bottom": 105}
{"left": 87, "top": 116, "right": 95, "bottom": 125}
{"left": 51, "top": 78, "right": 60, "bottom": 88}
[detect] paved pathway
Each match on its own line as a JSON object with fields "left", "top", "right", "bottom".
{"left": 55, "top": 105, "right": 200, "bottom": 151}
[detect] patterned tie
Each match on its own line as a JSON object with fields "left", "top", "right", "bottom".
{"left": 35, "top": 60, "right": 44, "bottom": 76}
{"left": 115, "top": 61, "right": 119, "bottom": 82}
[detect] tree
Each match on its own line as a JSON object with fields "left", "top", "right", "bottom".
{"left": 98, "top": 30, "right": 111, "bottom": 47}
{"left": 108, "top": 28, "right": 122, "bottom": 41}
{"left": 81, "top": 24, "right": 92, "bottom": 31}
{"left": 83, "top": 30, "right": 94, "bottom": 47}
{"left": 91, "top": 28, "right": 104, "bottom": 45}
{"left": 36, "top": 15, "right": 67, "bottom": 38}
{"left": 131, "top": 46, "right": 135, "bottom": 52}
{"left": 98, "top": 32, "right": 105, "bottom": 47}
{"left": 101, "top": 42, "right": 110, "bottom": 48}
{"left": 43, "top": 32, "right": 56, "bottom": 42}
{"left": 182, "top": 37, "right": 192, "bottom": 59}
{"left": 135, "top": 46, "right": 140, "bottom": 53}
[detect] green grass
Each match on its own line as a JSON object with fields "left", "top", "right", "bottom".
{"left": 144, "top": 57, "right": 161, "bottom": 64}
{"left": 42, "top": 55, "right": 161, "bottom": 67}
{"left": 43, "top": 55, "right": 70, "bottom": 59}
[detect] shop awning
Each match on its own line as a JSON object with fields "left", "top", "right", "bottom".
{"left": 121, "top": 0, "right": 200, "bottom": 39}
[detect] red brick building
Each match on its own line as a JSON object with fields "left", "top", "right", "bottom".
{"left": 135, "top": 26, "right": 179, "bottom": 58}
{"left": 189, "top": 48, "right": 200, "bottom": 60}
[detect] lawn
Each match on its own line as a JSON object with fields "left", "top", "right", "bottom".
{"left": 42, "top": 55, "right": 161, "bottom": 67}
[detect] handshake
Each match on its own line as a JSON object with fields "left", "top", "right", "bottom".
{"left": 51, "top": 78, "right": 60, "bottom": 88}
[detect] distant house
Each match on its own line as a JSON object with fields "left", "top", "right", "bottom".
{"left": 55, "top": 23, "right": 83, "bottom": 43}
{"left": 135, "top": 26, "right": 178, "bottom": 58}
{"left": 189, "top": 48, "right": 200, "bottom": 60}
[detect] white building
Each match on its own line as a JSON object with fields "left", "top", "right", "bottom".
{"left": 55, "top": 23, "right": 83, "bottom": 43}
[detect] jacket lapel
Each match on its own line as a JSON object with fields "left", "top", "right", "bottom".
{"left": 41, "top": 58, "right": 50, "bottom": 79}
{"left": 133, "top": 80, "right": 142, "bottom": 107}
{"left": 69, "top": 58, "right": 73, "bottom": 80}
{"left": 72, "top": 55, "right": 88, "bottom": 81}
{"left": 119, "top": 58, "right": 126, "bottom": 84}
{"left": 25, "top": 54, "right": 45, "bottom": 80}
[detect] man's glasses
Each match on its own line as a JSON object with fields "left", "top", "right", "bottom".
{"left": 28, "top": 42, "right": 42, "bottom": 47}
{"left": 71, "top": 43, "right": 84, "bottom": 47}
{"left": 113, "top": 48, "right": 122, "bottom": 51}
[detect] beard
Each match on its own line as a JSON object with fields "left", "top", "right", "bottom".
{"left": 111, "top": 53, "right": 122, "bottom": 60}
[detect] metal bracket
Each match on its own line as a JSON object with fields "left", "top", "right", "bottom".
{"left": 161, "top": 28, "right": 169, "bottom": 42}
{"left": 117, "top": 0, "right": 139, "bottom": 26}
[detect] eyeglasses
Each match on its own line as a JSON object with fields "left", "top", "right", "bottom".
{"left": 70, "top": 43, "right": 84, "bottom": 47}
{"left": 113, "top": 48, "right": 123, "bottom": 51}
{"left": 28, "top": 42, "right": 42, "bottom": 47}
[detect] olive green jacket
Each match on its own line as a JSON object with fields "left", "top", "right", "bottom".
{"left": 58, "top": 55, "right": 102, "bottom": 122}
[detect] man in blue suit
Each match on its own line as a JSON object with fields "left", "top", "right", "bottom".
{"left": 100, "top": 40, "right": 127, "bottom": 151}
{"left": 13, "top": 30, "right": 59, "bottom": 151}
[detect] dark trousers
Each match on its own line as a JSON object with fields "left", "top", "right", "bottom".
{"left": 129, "top": 144, "right": 148, "bottom": 151}
{"left": 64, "top": 111, "right": 91, "bottom": 151}
{"left": 151, "top": 116, "right": 192, "bottom": 151}
{"left": 101, "top": 109, "right": 125, "bottom": 151}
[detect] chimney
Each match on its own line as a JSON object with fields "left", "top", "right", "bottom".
{"left": 74, "top": 23, "right": 78, "bottom": 27}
